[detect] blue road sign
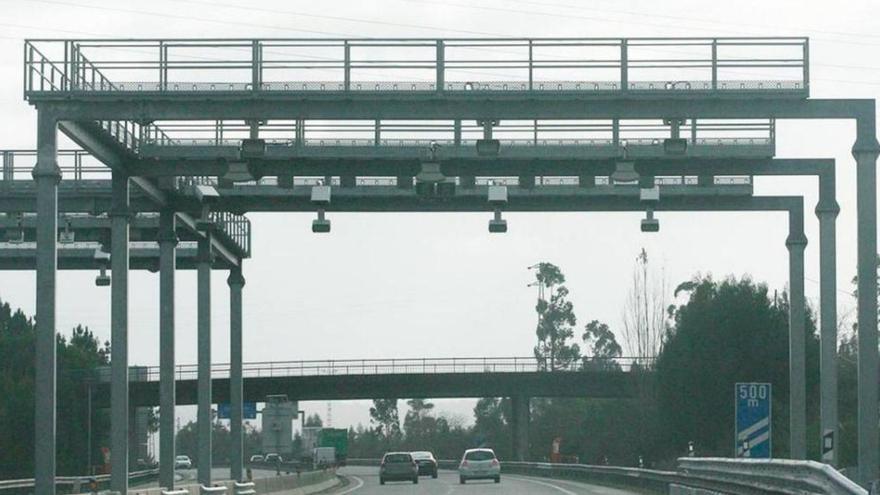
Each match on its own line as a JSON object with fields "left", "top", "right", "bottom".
{"left": 217, "top": 402, "right": 257, "bottom": 420}
{"left": 735, "top": 382, "right": 772, "bottom": 458}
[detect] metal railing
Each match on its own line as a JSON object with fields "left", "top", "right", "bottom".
{"left": 24, "top": 38, "right": 809, "bottom": 97}
{"left": 677, "top": 457, "right": 867, "bottom": 495}
{"left": 210, "top": 211, "right": 251, "bottom": 258}
{"left": 93, "top": 356, "right": 655, "bottom": 382}
{"left": 138, "top": 119, "right": 775, "bottom": 149}
{"left": 0, "top": 468, "right": 158, "bottom": 494}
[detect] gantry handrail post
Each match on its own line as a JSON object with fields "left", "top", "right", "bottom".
{"left": 436, "top": 40, "right": 444, "bottom": 92}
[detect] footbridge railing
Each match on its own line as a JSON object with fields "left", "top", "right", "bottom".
{"left": 92, "top": 356, "right": 655, "bottom": 382}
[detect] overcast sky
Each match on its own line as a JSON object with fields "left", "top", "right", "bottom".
{"left": 0, "top": 0, "right": 878, "bottom": 448}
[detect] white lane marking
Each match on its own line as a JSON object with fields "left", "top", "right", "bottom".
{"left": 334, "top": 475, "right": 365, "bottom": 494}
{"left": 512, "top": 476, "right": 579, "bottom": 495}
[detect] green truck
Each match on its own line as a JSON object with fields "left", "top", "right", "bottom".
{"left": 318, "top": 428, "right": 349, "bottom": 465}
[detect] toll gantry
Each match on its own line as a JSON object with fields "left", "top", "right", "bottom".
{"left": 10, "top": 37, "right": 880, "bottom": 490}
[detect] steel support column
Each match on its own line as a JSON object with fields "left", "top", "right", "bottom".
{"left": 158, "top": 210, "right": 177, "bottom": 488}
{"left": 815, "top": 173, "right": 840, "bottom": 466}
{"left": 853, "top": 121, "right": 880, "bottom": 485}
{"left": 110, "top": 170, "right": 130, "bottom": 493}
{"left": 197, "top": 234, "right": 213, "bottom": 485}
{"left": 511, "top": 396, "right": 530, "bottom": 461}
{"left": 228, "top": 267, "right": 245, "bottom": 481}
{"left": 33, "top": 110, "right": 59, "bottom": 495}
{"left": 786, "top": 201, "right": 807, "bottom": 460}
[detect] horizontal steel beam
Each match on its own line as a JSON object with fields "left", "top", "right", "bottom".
{"left": 184, "top": 185, "right": 792, "bottom": 214}
{"left": 36, "top": 98, "right": 874, "bottom": 122}
{"left": 136, "top": 143, "right": 773, "bottom": 162}
{"left": 126, "top": 157, "right": 825, "bottom": 178}
{"left": 95, "top": 370, "right": 644, "bottom": 407}
{"left": 0, "top": 243, "right": 231, "bottom": 270}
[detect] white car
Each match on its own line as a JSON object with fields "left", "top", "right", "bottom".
{"left": 174, "top": 455, "right": 192, "bottom": 469}
{"left": 458, "top": 448, "right": 500, "bottom": 484}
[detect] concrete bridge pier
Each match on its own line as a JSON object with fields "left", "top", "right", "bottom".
{"left": 511, "top": 396, "right": 530, "bottom": 461}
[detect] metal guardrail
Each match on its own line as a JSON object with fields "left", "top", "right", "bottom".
{"left": 199, "top": 485, "right": 228, "bottom": 495}
{"left": 0, "top": 468, "right": 158, "bottom": 494}
{"left": 677, "top": 458, "right": 867, "bottom": 495}
{"left": 92, "top": 356, "right": 656, "bottom": 382}
{"left": 23, "top": 37, "right": 809, "bottom": 97}
{"left": 138, "top": 119, "right": 775, "bottom": 148}
{"left": 232, "top": 481, "right": 256, "bottom": 495}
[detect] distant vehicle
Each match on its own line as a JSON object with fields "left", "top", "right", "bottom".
{"left": 410, "top": 451, "right": 438, "bottom": 478}
{"left": 249, "top": 454, "right": 264, "bottom": 463}
{"left": 313, "top": 446, "right": 336, "bottom": 467}
{"left": 174, "top": 455, "right": 192, "bottom": 469}
{"left": 319, "top": 428, "right": 349, "bottom": 465}
{"left": 379, "top": 452, "right": 418, "bottom": 485}
{"left": 458, "top": 448, "right": 500, "bottom": 484}
{"left": 301, "top": 426, "right": 322, "bottom": 458}
{"left": 264, "top": 453, "right": 283, "bottom": 464}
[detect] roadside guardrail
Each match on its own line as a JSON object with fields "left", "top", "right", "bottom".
{"left": 0, "top": 468, "right": 158, "bottom": 495}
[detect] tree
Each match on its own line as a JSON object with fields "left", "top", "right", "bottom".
{"left": 656, "top": 276, "right": 819, "bottom": 459}
{"left": 472, "top": 398, "right": 511, "bottom": 458}
{"left": 531, "top": 263, "right": 581, "bottom": 371}
{"left": 582, "top": 320, "right": 623, "bottom": 371}
{"left": 837, "top": 259, "right": 880, "bottom": 467}
{"left": 621, "top": 249, "right": 667, "bottom": 367}
{"left": 403, "top": 399, "right": 440, "bottom": 448}
{"left": 305, "top": 413, "right": 323, "bottom": 427}
{"left": 0, "top": 299, "right": 111, "bottom": 478}
{"left": 369, "top": 399, "right": 401, "bottom": 442}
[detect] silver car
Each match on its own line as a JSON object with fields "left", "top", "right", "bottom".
{"left": 458, "top": 448, "right": 500, "bottom": 484}
{"left": 174, "top": 455, "right": 192, "bottom": 469}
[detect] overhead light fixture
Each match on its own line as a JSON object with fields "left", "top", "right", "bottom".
{"left": 663, "top": 138, "right": 688, "bottom": 155}
{"left": 641, "top": 208, "right": 659, "bottom": 233}
{"left": 611, "top": 161, "right": 639, "bottom": 183}
{"left": 476, "top": 139, "right": 501, "bottom": 157}
{"left": 311, "top": 184, "right": 331, "bottom": 233}
{"left": 194, "top": 186, "right": 220, "bottom": 232}
{"left": 58, "top": 218, "right": 75, "bottom": 244}
{"left": 6, "top": 214, "right": 24, "bottom": 244}
{"left": 222, "top": 162, "right": 255, "bottom": 183}
{"left": 94, "top": 249, "right": 111, "bottom": 286}
{"left": 415, "top": 162, "right": 445, "bottom": 184}
{"left": 436, "top": 179, "right": 456, "bottom": 198}
{"left": 639, "top": 186, "right": 660, "bottom": 202}
{"left": 488, "top": 184, "right": 508, "bottom": 233}
{"left": 95, "top": 267, "right": 111, "bottom": 287}
{"left": 240, "top": 138, "right": 266, "bottom": 159}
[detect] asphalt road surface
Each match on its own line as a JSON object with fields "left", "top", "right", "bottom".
{"left": 329, "top": 467, "right": 638, "bottom": 495}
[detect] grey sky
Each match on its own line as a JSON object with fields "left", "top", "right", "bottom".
{"left": 0, "top": 0, "right": 878, "bottom": 433}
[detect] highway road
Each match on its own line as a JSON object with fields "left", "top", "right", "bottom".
{"left": 329, "top": 467, "right": 638, "bottom": 494}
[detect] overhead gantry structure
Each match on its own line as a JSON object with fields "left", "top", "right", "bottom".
{"left": 13, "top": 36, "right": 879, "bottom": 490}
